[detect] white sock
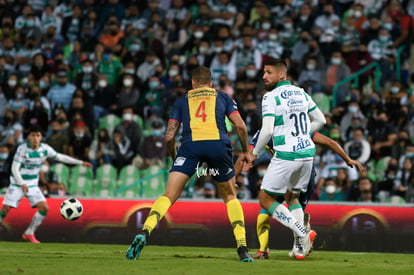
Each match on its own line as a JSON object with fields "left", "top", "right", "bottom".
{"left": 269, "top": 202, "right": 306, "bottom": 237}
{"left": 25, "top": 211, "right": 46, "bottom": 235}
{"left": 289, "top": 204, "right": 304, "bottom": 249}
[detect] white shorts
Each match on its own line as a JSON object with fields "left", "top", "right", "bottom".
{"left": 3, "top": 184, "right": 46, "bottom": 208}
{"left": 261, "top": 157, "right": 313, "bottom": 195}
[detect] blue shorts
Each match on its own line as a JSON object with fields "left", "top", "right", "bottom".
{"left": 171, "top": 140, "right": 235, "bottom": 182}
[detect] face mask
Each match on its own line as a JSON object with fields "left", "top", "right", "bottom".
{"left": 74, "top": 132, "right": 85, "bottom": 138}
{"left": 214, "top": 47, "right": 223, "bottom": 53}
{"left": 306, "top": 63, "right": 316, "bottom": 70}
{"left": 262, "top": 22, "right": 271, "bottom": 30}
{"left": 218, "top": 80, "right": 226, "bottom": 87}
{"left": 124, "top": 69, "right": 135, "bottom": 74}
{"left": 331, "top": 57, "right": 341, "bottom": 65}
{"left": 268, "top": 33, "right": 278, "bottom": 40}
{"left": 194, "top": 31, "right": 203, "bottom": 39}
{"left": 40, "top": 164, "right": 49, "bottom": 173}
{"left": 406, "top": 152, "right": 414, "bottom": 158}
{"left": 379, "top": 35, "right": 389, "bottom": 42}
{"left": 246, "top": 69, "right": 256, "bottom": 78}
{"left": 16, "top": 93, "right": 24, "bottom": 99}
{"left": 152, "top": 130, "right": 162, "bottom": 136}
{"left": 123, "top": 113, "right": 133, "bottom": 121}
{"left": 383, "top": 23, "right": 392, "bottom": 31}
{"left": 353, "top": 10, "right": 362, "bottom": 18}
{"left": 8, "top": 79, "right": 17, "bottom": 87}
{"left": 26, "top": 20, "right": 34, "bottom": 27}
{"left": 300, "top": 15, "right": 308, "bottom": 21}
{"left": 123, "top": 78, "right": 133, "bottom": 87}
{"left": 0, "top": 153, "right": 8, "bottom": 160}
{"left": 390, "top": 86, "right": 400, "bottom": 94}
{"left": 102, "top": 54, "right": 111, "bottom": 62}
{"left": 82, "top": 66, "right": 93, "bottom": 73}
{"left": 149, "top": 81, "right": 159, "bottom": 89}
{"left": 169, "top": 69, "right": 178, "bottom": 78}
{"left": 326, "top": 185, "right": 336, "bottom": 194}
{"left": 348, "top": 106, "right": 358, "bottom": 113}
{"left": 129, "top": 44, "right": 140, "bottom": 52}
{"left": 332, "top": 26, "right": 340, "bottom": 32}
{"left": 284, "top": 23, "right": 293, "bottom": 29}
{"left": 257, "top": 169, "right": 266, "bottom": 177}
{"left": 98, "top": 79, "right": 107, "bottom": 88}
{"left": 199, "top": 46, "right": 208, "bottom": 54}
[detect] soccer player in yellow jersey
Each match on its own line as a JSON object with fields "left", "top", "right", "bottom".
{"left": 126, "top": 66, "right": 254, "bottom": 262}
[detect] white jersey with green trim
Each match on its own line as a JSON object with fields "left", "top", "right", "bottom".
{"left": 261, "top": 80, "right": 317, "bottom": 161}
{"left": 10, "top": 142, "right": 57, "bottom": 186}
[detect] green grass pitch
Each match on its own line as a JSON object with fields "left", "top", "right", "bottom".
{"left": 0, "top": 242, "right": 413, "bottom": 275}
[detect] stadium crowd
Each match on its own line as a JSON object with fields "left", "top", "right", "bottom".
{"left": 1, "top": 0, "right": 414, "bottom": 203}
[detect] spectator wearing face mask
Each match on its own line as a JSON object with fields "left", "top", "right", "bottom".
{"left": 144, "top": 75, "right": 166, "bottom": 118}
{"left": 0, "top": 144, "right": 11, "bottom": 189}
{"left": 88, "top": 128, "right": 114, "bottom": 170}
{"left": 74, "top": 59, "right": 98, "bottom": 98}
{"left": 114, "top": 73, "right": 140, "bottom": 113}
{"left": 67, "top": 120, "right": 92, "bottom": 161}
{"left": 96, "top": 48, "right": 123, "bottom": 85}
{"left": 367, "top": 27, "right": 396, "bottom": 85}
{"left": 6, "top": 85, "right": 28, "bottom": 123}
{"left": 140, "top": 118, "right": 167, "bottom": 169}
{"left": 339, "top": 101, "right": 367, "bottom": 140}
{"left": 319, "top": 177, "right": 346, "bottom": 201}
{"left": 297, "top": 57, "right": 324, "bottom": 94}
{"left": 91, "top": 74, "right": 117, "bottom": 122}
{"left": 46, "top": 69, "right": 77, "bottom": 112}
{"left": 324, "top": 50, "right": 351, "bottom": 105}
{"left": 114, "top": 106, "right": 142, "bottom": 157}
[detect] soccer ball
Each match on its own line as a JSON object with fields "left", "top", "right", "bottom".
{"left": 60, "top": 198, "right": 83, "bottom": 221}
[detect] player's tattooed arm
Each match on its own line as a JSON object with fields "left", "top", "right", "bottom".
{"left": 165, "top": 119, "right": 180, "bottom": 159}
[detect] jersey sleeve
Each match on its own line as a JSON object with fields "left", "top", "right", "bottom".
{"left": 224, "top": 93, "right": 238, "bottom": 116}
{"left": 250, "top": 129, "right": 274, "bottom": 154}
{"left": 261, "top": 92, "right": 276, "bottom": 117}
{"left": 13, "top": 145, "right": 25, "bottom": 163}
{"left": 305, "top": 90, "right": 318, "bottom": 112}
{"left": 45, "top": 144, "right": 58, "bottom": 159}
{"left": 170, "top": 95, "right": 183, "bottom": 122}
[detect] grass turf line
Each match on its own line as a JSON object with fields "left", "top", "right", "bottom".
{"left": 0, "top": 242, "right": 413, "bottom": 275}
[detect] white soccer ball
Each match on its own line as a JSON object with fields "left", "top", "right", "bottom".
{"left": 60, "top": 198, "right": 83, "bottom": 221}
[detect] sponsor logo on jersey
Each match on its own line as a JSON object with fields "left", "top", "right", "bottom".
{"left": 292, "top": 137, "right": 312, "bottom": 152}
{"left": 281, "top": 90, "right": 303, "bottom": 99}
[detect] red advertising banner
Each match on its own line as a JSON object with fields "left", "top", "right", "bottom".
{"left": 1, "top": 197, "right": 413, "bottom": 252}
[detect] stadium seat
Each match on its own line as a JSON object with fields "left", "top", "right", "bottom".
{"left": 94, "top": 164, "right": 118, "bottom": 197}
{"left": 68, "top": 176, "right": 93, "bottom": 197}
{"left": 312, "top": 92, "right": 331, "bottom": 115}
{"left": 140, "top": 165, "right": 168, "bottom": 198}
{"left": 116, "top": 164, "right": 141, "bottom": 198}
{"left": 50, "top": 163, "right": 70, "bottom": 188}
{"left": 70, "top": 165, "right": 94, "bottom": 194}
{"left": 99, "top": 114, "right": 121, "bottom": 136}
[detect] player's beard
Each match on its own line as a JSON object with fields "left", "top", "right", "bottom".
{"left": 264, "top": 82, "right": 276, "bottom": 91}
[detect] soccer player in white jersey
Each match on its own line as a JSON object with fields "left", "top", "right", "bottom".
{"left": 0, "top": 125, "right": 92, "bottom": 243}
{"left": 249, "top": 58, "right": 326, "bottom": 259}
